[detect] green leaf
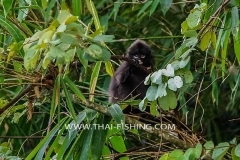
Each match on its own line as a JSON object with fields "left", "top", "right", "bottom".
{"left": 175, "top": 68, "right": 193, "bottom": 84}
{"left": 146, "top": 86, "right": 158, "bottom": 101}
{"left": 50, "top": 76, "right": 60, "bottom": 118}
{"left": 112, "top": 0, "right": 123, "bottom": 20}
{"left": 62, "top": 76, "right": 77, "bottom": 122}
{"left": 231, "top": 7, "right": 239, "bottom": 38}
{"left": 85, "top": 44, "right": 103, "bottom": 60}
{"left": 158, "top": 89, "right": 177, "bottom": 110}
{"left": 200, "top": 31, "right": 212, "bottom": 51}
{"left": 150, "top": 100, "right": 159, "bottom": 116}
{"left": 235, "top": 144, "right": 240, "bottom": 157}
{"left": 160, "top": 0, "right": 172, "bottom": 15}
{"left": 56, "top": 112, "right": 86, "bottom": 160}
{"left": 107, "top": 128, "right": 126, "bottom": 152}
{"left": 138, "top": 1, "right": 152, "bottom": 16}
{"left": 76, "top": 48, "right": 88, "bottom": 71}
{"left": 221, "top": 18, "right": 231, "bottom": 77}
{"left": 159, "top": 153, "right": 169, "bottom": 160}
{"left": 150, "top": 0, "right": 160, "bottom": 16}
{"left": 2, "top": 0, "right": 14, "bottom": 17}
{"left": 212, "top": 142, "right": 230, "bottom": 160}
{"left": 0, "top": 15, "right": 25, "bottom": 42}
{"left": 93, "top": 35, "right": 115, "bottom": 42}
{"left": 157, "top": 83, "right": 167, "bottom": 98}
{"left": 25, "top": 117, "right": 67, "bottom": 160}
{"left": 89, "top": 61, "right": 102, "bottom": 101}
{"left": 57, "top": 10, "right": 78, "bottom": 24}
{"left": 85, "top": 0, "right": 101, "bottom": 30}
{"left": 139, "top": 98, "right": 148, "bottom": 111}
{"left": 187, "top": 10, "right": 202, "bottom": 29}
{"left": 79, "top": 124, "right": 94, "bottom": 160}
{"left": 91, "top": 115, "right": 111, "bottom": 160}
{"left": 169, "top": 149, "right": 184, "bottom": 158}
{"left": 184, "top": 148, "right": 196, "bottom": 159}
{"left": 63, "top": 76, "right": 86, "bottom": 101}
{"left": 232, "top": 147, "right": 240, "bottom": 160}
{"left": 60, "top": 33, "right": 79, "bottom": 45}
{"left": 105, "top": 61, "right": 114, "bottom": 77}
{"left": 195, "top": 143, "right": 202, "bottom": 158}
{"left": 24, "top": 47, "right": 39, "bottom": 71}
{"left": 72, "top": 0, "right": 82, "bottom": 16}
{"left": 181, "top": 20, "right": 188, "bottom": 34}
{"left": 108, "top": 104, "right": 125, "bottom": 126}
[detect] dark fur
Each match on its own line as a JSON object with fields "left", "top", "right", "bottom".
{"left": 108, "top": 40, "right": 153, "bottom": 103}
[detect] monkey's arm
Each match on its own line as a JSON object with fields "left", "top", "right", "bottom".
{"left": 114, "top": 62, "right": 131, "bottom": 83}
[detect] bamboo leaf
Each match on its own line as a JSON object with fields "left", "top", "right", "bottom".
{"left": 89, "top": 61, "right": 102, "bottom": 101}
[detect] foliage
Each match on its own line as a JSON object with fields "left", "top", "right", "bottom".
{"left": 0, "top": 0, "right": 240, "bottom": 159}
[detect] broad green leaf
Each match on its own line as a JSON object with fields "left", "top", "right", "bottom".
{"left": 93, "top": 35, "right": 115, "bottom": 42}
{"left": 159, "top": 153, "right": 169, "bottom": 160}
{"left": 2, "top": 0, "right": 14, "bottom": 17}
{"left": 187, "top": 10, "right": 202, "bottom": 29}
{"left": 150, "top": 0, "right": 160, "bottom": 16}
{"left": 108, "top": 104, "right": 125, "bottom": 126}
{"left": 85, "top": 44, "right": 103, "bottom": 60}
{"left": 137, "top": 1, "right": 152, "bottom": 16}
{"left": 184, "top": 30, "right": 197, "bottom": 37}
{"left": 63, "top": 76, "right": 86, "bottom": 101}
{"left": 175, "top": 68, "right": 193, "bottom": 84}
{"left": 57, "top": 10, "right": 78, "bottom": 24}
{"left": 160, "top": 0, "right": 172, "bottom": 15}
{"left": 146, "top": 86, "right": 158, "bottom": 101}
{"left": 151, "top": 70, "right": 162, "bottom": 84}
{"left": 25, "top": 117, "right": 67, "bottom": 160}
{"left": 235, "top": 144, "right": 240, "bottom": 157}
{"left": 231, "top": 7, "right": 239, "bottom": 38}
{"left": 108, "top": 128, "right": 126, "bottom": 153}
{"left": 24, "top": 47, "right": 39, "bottom": 71}
{"left": 200, "top": 31, "right": 211, "bottom": 51}
{"left": 169, "top": 149, "right": 184, "bottom": 158}
{"left": 89, "top": 61, "right": 102, "bottom": 101}
{"left": 13, "top": 61, "right": 23, "bottom": 73}
{"left": 150, "top": 100, "right": 159, "bottom": 116}
{"left": 212, "top": 142, "right": 230, "bottom": 160}
{"left": 157, "top": 83, "right": 167, "bottom": 98}
{"left": 144, "top": 74, "right": 151, "bottom": 85}
{"left": 181, "top": 20, "right": 188, "bottom": 34}
{"left": 60, "top": 33, "right": 78, "bottom": 45}
{"left": 195, "top": 143, "right": 202, "bottom": 158}
{"left": 158, "top": 89, "right": 177, "bottom": 110}
{"left": 232, "top": 147, "right": 240, "bottom": 160}
{"left": 184, "top": 148, "right": 196, "bottom": 159}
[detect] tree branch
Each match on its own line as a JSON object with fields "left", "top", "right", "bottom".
{"left": 71, "top": 95, "right": 194, "bottom": 149}
{"left": 199, "top": 0, "right": 231, "bottom": 36}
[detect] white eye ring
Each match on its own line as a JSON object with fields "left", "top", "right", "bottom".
{"left": 141, "top": 55, "right": 145, "bottom": 58}
{"left": 133, "top": 55, "right": 138, "bottom": 58}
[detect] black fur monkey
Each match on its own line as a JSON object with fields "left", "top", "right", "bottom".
{"left": 108, "top": 40, "right": 154, "bottom": 106}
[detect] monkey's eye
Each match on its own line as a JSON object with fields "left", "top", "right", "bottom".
{"left": 133, "top": 55, "right": 139, "bottom": 59}
{"left": 140, "top": 55, "right": 145, "bottom": 58}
